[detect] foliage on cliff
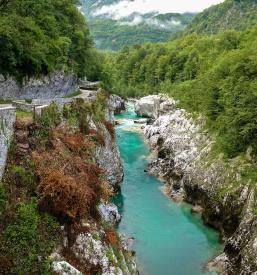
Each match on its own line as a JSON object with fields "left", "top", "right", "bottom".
{"left": 0, "top": 95, "right": 115, "bottom": 273}
{"left": 0, "top": 0, "right": 102, "bottom": 80}
{"left": 33, "top": 128, "right": 104, "bottom": 222}
{"left": 104, "top": 25, "right": 257, "bottom": 157}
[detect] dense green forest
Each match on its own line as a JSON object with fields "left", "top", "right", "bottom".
{"left": 0, "top": 0, "right": 102, "bottom": 80}
{"left": 185, "top": 0, "right": 257, "bottom": 35}
{"left": 86, "top": 17, "right": 188, "bottom": 51}
{"left": 80, "top": 0, "right": 194, "bottom": 51}
{"left": 103, "top": 25, "right": 257, "bottom": 157}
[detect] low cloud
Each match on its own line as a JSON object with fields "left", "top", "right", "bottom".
{"left": 120, "top": 16, "right": 182, "bottom": 29}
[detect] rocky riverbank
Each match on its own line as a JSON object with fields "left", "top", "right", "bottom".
{"left": 49, "top": 94, "right": 137, "bottom": 274}
{"left": 135, "top": 95, "right": 257, "bottom": 274}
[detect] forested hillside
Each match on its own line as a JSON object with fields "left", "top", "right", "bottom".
{"left": 80, "top": 0, "right": 194, "bottom": 51}
{"left": 185, "top": 0, "right": 257, "bottom": 35}
{"left": 0, "top": 0, "right": 102, "bottom": 80}
{"left": 103, "top": 25, "right": 257, "bottom": 158}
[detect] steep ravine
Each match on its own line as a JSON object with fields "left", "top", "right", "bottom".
{"left": 0, "top": 93, "right": 137, "bottom": 274}
{"left": 134, "top": 95, "right": 257, "bottom": 274}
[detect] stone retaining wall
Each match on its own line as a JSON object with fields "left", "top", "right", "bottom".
{"left": 32, "top": 98, "right": 72, "bottom": 107}
{"left": 13, "top": 101, "right": 41, "bottom": 112}
{"left": 0, "top": 105, "right": 16, "bottom": 181}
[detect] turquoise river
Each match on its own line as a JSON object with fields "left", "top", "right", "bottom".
{"left": 113, "top": 106, "right": 223, "bottom": 275}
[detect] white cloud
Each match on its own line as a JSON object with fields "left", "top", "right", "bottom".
{"left": 94, "top": 0, "right": 225, "bottom": 19}
{"left": 120, "top": 16, "right": 182, "bottom": 29}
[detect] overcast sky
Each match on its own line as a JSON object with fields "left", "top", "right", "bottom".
{"left": 94, "top": 0, "right": 225, "bottom": 18}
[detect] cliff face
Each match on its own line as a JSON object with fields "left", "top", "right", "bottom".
{"left": 136, "top": 95, "right": 257, "bottom": 274}
{"left": 96, "top": 123, "right": 124, "bottom": 191}
{"left": 0, "top": 71, "right": 77, "bottom": 100}
{"left": 52, "top": 221, "right": 137, "bottom": 275}
{"left": 95, "top": 95, "right": 125, "bottom": 191}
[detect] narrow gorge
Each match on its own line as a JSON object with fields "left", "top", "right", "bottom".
{"left": 116, "top": 95, "right": 257, "bottom": 275}
{"left": 1, "top": 0, "right": 257, "bottom": 274}
{"left": 113, "top": 103, "right": 223, "bottom": 275}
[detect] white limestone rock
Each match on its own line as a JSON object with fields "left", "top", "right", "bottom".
{"left": 99, "top": 203, "right": 121, "bottom": 224}
{"left": 109, "top": 94, "right": 126, "bottom": 114}
{"left": 134, "top": 95, "right": 176, "bottom": 119}
{"left": 134, "top": 95, "right": 159, "bottom": 118}
{"left": 72, "top": 232, "right": 123, "bottom": 275}
{"left": 52, "top": 261, "right": 82, "bottom": 275}
{"left": 95, "top": 122, "right": 124, "bottom": 191}
{"left": 207, "top": 253, "right": 230, "bottom": 275}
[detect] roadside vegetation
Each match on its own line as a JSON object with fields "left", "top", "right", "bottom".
{"left": 0, "top": 0, "right": 102, "bottom": 81}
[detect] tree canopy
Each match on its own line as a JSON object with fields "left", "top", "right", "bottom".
{"left": 0, "top": 0, "right": 102, "bottom": 80}
{"left": 103, "top": 26, "right": 257, "bottom": 157}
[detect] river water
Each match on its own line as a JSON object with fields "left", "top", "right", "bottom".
{"left": 114, "top": 106, "right": 223, "bottom": 275}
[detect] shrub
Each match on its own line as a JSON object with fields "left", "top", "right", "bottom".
{"left": 38, "top": 171, "right": 95, "bottom": 221}
{"left": 0, "top": 201, "right": 60, "bottom": 274}
{"left": 64, "top": 99, "right": 91, "bottom": 134}
{"left": 88, "top": 129, "right": 106, "bottom": 146}
{"left": 92, "top": 93, "right": 108, "bottom": 123}
{"left": 33, "top": 128, "right": 104, "bottom": 222}
{"left": 105, "top": 228, "right": 121, "bottom": 249}
{"left": 12, "top": 165, "right": 36, "bottom": 195}
{"left": 103, "top": 120, "right": 115, "bottom": 141}
{"left": 79, "top": 113, "right": 90, "bottom": 135}
{"left": 36, "top": 103, "right": 61, "bottom": 139}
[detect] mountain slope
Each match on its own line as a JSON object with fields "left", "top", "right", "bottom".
{"left": 80, "top": 0, "right": 195, "bottom": 51}
{"left": 185, "top": 0, "right": 257, "bottom": 35}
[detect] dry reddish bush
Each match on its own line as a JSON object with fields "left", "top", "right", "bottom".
{"left": 105, "top": 228, "right": 120, "bottom": 249}
{"left": 102, "top": 120, "right": 115, "bottom": 141}
{"left": 33, "top": 127, "right": 104, "bottom": 222}
{"left": 88, "top": 129, "right": 105, "bottom": 146}
{"left": 38, "top": 172, "right": 93, "bottom": 220}
{"left": 101, "top": 181, "right": 114, "bottom": 201}
{"left": 0, "top": 255, "right": 12, "bottom": 273}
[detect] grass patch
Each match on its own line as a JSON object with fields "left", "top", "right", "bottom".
{"left": 25, "top": 99, "right": 32, "bottom": 104}
{"left": 63, "top": 90, "right": 82, "bottom": 98}
{"left": 12, "top": 165, "right": 36, "bottom": 196}
{"left": 16, "top": 109, "right": 33, "bottom": 119}
{"left": 0, "top": 99, "right": 12, "bottom": 104}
